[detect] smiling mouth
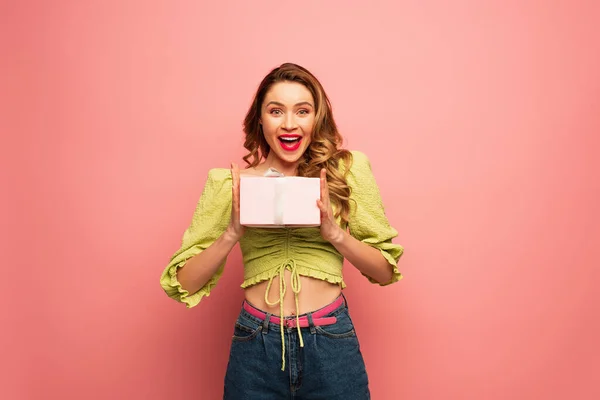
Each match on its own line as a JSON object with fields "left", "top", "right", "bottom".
{"left": 278, "top": 135, "right": 302, "bottom": 151}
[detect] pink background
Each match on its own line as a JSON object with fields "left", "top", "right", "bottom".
{"left": 2, "top": 1, "right": 599, "bottom": 399}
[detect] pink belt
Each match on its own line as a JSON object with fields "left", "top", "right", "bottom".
{"left": 243, "top": 295, "right": 344, "bottom": 328}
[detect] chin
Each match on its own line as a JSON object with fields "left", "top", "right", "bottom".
{"left": 268, "top": 142, "right": 310, "bottom": 165}
{"left": 276, "top": 151, "right": 304, "bottom": 164}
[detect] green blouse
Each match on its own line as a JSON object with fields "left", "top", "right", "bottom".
{"left": 160, "top": 150, "right": 403, "bottom": 308}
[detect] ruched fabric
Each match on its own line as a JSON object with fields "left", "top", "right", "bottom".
{"left": 160, "top": 150, "right": 404, "bottom": 309}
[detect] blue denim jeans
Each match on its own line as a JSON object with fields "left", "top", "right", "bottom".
{"left": 223, "top": 294, "right": 370, "bottom": 399}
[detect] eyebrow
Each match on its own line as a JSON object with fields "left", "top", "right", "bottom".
{"left": 265, "top": 101, "right": 314, "bottom": 109}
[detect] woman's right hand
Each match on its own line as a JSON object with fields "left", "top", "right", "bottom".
{"left": 225, "top": 162, "right": 245, "bottom": 242}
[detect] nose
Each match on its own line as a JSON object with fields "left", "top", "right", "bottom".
{"left": 282, "top": 112, "right": 297, "bottom": 131}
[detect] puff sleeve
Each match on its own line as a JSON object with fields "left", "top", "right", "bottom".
{"left": 160, "top": 168, "right": 232, "bottom": 308}
{"left": 346, "top": 151, "right": 404, "bottom": 285}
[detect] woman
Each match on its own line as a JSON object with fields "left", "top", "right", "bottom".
{"left": 160, "top": 63, "right": 404, "bottom": 399}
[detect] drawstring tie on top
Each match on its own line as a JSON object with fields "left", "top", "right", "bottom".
{"left": 264, "top": 259, "right": 304, "bottom": 371}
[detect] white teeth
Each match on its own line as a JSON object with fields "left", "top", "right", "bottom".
{"left": 280, "top": 137, "right": 300, "bottom": 142}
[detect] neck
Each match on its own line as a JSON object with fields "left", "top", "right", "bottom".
{"left": 263, "top": 152, "right": 301, "bottom": 176}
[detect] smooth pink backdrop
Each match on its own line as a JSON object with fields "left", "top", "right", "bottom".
{"left": 2, "top": 1, "right": 599, "bottom": 399}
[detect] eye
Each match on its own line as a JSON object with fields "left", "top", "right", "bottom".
{"left": 298, "top": 109, "right": 310, "bottom": 115}
{"left": 270, "top": 109, "right": 282, "bottom": 115}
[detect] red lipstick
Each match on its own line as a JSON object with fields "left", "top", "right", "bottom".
{"left": 278, "top": 134, "right": 302, "bottom": 152}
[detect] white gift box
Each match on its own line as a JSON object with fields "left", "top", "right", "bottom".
{"left": 239, "top": 176, "right": 321, "bottom": 227}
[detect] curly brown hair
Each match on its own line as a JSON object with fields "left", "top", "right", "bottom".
{"left": 242, "top": 63, "right": 353, "bottom": 227}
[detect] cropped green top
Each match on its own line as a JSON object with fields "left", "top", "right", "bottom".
{"left": 160, "top": 151, "right": 404, "bottom": 367}
{"left": 161, "top": 149, "right": 403, "bottom": 304}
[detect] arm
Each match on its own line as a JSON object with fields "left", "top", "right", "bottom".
{"left": 317, "top": 151, "right": 403, "bottom": 285}
{"left": 176, "top": 163, "right": 245, "bottom": 294}
{"left": 177, "top": 230, "right": 240, "bottom": 294}
{"left": 160, "top": 164, "right": 245, "bottom": 307}
{"left": 329, "top": 229, "right": 394, "bottom": 284}
{"left": 317, "top": 168, "right": 395, "bottom": 284}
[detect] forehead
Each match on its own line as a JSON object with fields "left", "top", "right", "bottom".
{"left": 263, "top": 81, "right": 314, "bottom": 105}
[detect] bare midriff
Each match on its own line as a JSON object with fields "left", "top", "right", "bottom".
{"left": 244, "top": 271, "right": 342, "bottom": 316}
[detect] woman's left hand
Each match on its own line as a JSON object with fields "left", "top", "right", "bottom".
{"left": 317, "top": 168, "right": 345, "bottom": 244}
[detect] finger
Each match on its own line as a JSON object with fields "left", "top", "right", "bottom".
{"left": 316, "top": 199, "right": 327, "bottom": 214}
{"left": 230, "top": 162, "right": 236, "bottom": 184}
{"left": 320, "top": 168, "right": 325, "bottom": 200}
{"left": 320, "top": 168, "right": 330, "bottom": 206}
{"left": 232, "top": 163, "right": 240, "bottom": 185}
{"left": 230, "top": 163, "right": 236, "bottom": 191}
{"left": 231, "top": 163, "right": 240, "bottom": 213}
{"left": 235, "top": 164, "right": 243, "bottom": 196}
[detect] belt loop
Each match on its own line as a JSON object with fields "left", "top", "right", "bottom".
{"left": 341, "top": 292, "right": 349, "bottom": 310}
{"left": 262, "top": 312, "right": 272, "bottom": 334}
{"left": 307, "top": 312, "right": 316, "bottom": 334}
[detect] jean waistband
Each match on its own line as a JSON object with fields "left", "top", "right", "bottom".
{"left": 241, "top": 293, "right": 347, "bottom": 371}
{"left": 243, "top": 294, "right": 345, "bottom": 328}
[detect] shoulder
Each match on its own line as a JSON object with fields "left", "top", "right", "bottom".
{"left": 348, "top": 150, "right": 371, "bottom": 168}
{"left": 341, "top": 150, "right": 372, "bottom": 175}
{"left": 203, "top": 168, "right": 232, "bottom": 194}
{"left": 207, "top": 167, "right": 231, "bottom": 181}
{"left": 343, "top": 150, "right": 380, "bottom": 196}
